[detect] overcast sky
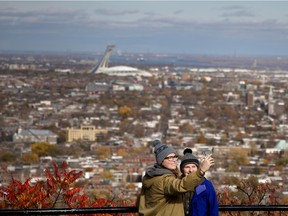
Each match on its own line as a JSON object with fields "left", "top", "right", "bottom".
{"left": 1, "top": 1, "right": 288, "bottom": 56}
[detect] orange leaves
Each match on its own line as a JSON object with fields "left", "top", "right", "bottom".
{"left": 118, "top": 105, "right": 132, "bottom": 119}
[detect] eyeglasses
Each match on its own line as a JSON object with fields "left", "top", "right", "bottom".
{"left": 164, "top": 155, "right": 178, "bottom": 161}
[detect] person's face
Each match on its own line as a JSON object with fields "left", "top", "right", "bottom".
{"left": 183, "top": 163, "right": 198, "bottom": 176}
{"left": 162, "top": 153, "right": 178, "bottom": 170}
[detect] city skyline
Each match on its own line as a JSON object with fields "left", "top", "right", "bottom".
{"left": 1, "top": 1, "right": 288, "bottom": 56}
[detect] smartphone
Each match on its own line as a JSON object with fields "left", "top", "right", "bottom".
{"left": 202, "top": 148, "right": 214, "bottom": 156}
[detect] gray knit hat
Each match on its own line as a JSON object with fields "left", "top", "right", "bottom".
{"left": 153, "top": 140, "right": 176, "bottom": 165}
{"left": 180, "top": 148, "right": 199, "bottom": 172}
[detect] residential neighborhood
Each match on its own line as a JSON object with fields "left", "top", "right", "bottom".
{"left": 0, "top": 51, "right": 287, "bottom": 204}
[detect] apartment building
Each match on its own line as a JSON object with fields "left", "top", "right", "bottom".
{"left": 66, "top": 125, "right": 108, "bottom": 142}
{"left": 13, "top": 128, "right": 58, "bottom": 144}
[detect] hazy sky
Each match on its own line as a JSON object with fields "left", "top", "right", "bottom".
{"left": 1, "top": 1, "right": 288, "bottom": 56}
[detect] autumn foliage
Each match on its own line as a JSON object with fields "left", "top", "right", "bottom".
{"left": 118, "top": 106, "right": 132, "bottom": 119}
{"left": 1, "top": 161, "right": 286, "bottom": 216}
{"left": 217, "top": 175, "right": 284, "bottom": 216}
{"left": 0, "top": 161, "right": 136, "bottom": 216}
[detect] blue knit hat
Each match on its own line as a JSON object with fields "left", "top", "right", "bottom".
{"left": 153, "top": 140, "right": 176, "bottom": 165}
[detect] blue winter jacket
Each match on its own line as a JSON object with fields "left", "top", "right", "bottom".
{"left": 189, "top": 178, "right": 219, "bottom": 216}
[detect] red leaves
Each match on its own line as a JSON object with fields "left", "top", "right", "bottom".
{"left": 217, "top": 175, "right": 281, "bottom": 216}
{"left": 0, "top": 160, "right": 137, "bottom": 216}
{"left": 0, "top": 161, "right": 85, "bottom": 209}
{"left": 0, "top": 176, "right": 47, "bottom": 209}
{"left": 0, "top": 160, "right": 138, "bottom": 216}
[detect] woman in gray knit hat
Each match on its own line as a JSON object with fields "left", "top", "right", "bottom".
{"left": 181, "top": 148, "right": 218, "bottom": 216}
{"left": 138, "top": 140, "right": 215, "bottom": 216}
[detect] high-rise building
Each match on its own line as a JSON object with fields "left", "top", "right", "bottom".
{"left": 246, "top": 91, "right": 254, "bottom": 106}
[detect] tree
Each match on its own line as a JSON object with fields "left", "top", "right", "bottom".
{"left": 57, "top": 130, "right": 67, "bottom": 144}
{"left": 21, "top": 152, "right": 39, "bottom": 164}
{"left": 117, "top": 148, "right": 128, "bottom": 156}
{"left": 133, "top": 124, "right": 145, "bottom": 138}
{"left": 118, "top": 106, "right": 132, "bottom": 119}
{"left": 96, "top": 146, "right": 110, "bottom": 159}
{"left": 0, "top": 161, "right": 137, "bottom": 216}
{"left": 217, "top": 175, "right": 282, "bottom": 215}
{"left": 0, "top": 151, "right": 17, "bottom": 163}
{"left": 100, "top": 170, "right": 114, "bottom": 181}
{"left": 31, "top": 142, "right": 58, "bottom": 157}
{"left": 0, "top": 161, "right": 84, "bottom": 209}
{"left": 249, "top": 141, "right": 258, "bottom": 156}
{"left": 197, "top": 134, "right": 206, "bottom": 144}
{"left": 180, "top": 122, "right": 195, "bottom": 134}
{"left": 229, "top": 147, "right": 249, "bottom": 165}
